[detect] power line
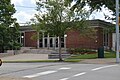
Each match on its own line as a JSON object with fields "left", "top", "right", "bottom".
{"left": 15, "top": 5, "right": 36, "bottom": 9}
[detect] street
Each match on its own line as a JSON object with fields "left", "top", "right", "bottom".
{"left": 0, "top": 63, "right": 119, "bottom": 80}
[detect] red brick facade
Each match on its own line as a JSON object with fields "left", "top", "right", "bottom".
{"left": 20, "top": 20, "right": 113, "bottom": 50}
{"left": 24, "top": 31, "right": 37, "bottom": 47}
{"left": 66, "top": 27, "right": 112, "bottom": 50}
{"left": 22, "top": 28, "right": 112, "bottom": 50}
{"left": 66, "top": 29, "right": 97, "bottom": 49}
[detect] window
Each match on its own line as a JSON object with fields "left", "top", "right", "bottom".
{"left": 103, "top": 31, "right": 109, "bottom": 47}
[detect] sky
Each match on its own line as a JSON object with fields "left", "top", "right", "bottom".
{"left": 11, "top": 0, "right": 39, "bottom": 25}
{"left": 11, "top": 0, "right": 113, "bottom": 25}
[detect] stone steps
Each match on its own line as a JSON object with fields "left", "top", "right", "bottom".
{"left": 48, "top": 52, "right": 70, "bottom": 59}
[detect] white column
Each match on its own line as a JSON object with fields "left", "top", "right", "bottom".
{"left": 53, "top": 37, "right": 56, "bottom": 50}
{"left": 55, "top": 36, "right": 56, "bottom": 49}
{"left": 47, "top": 33, "right": 50, "bottom": 49}
{"left": 58, "top": 36, "right": 59, "bottom": 49}
{"left": 37, "top": 32, "right": 39, "bottom": 49}
{"left": 42, "top": 32, "right": 45, "bottom": 48}
{"left": 64, "top": 34, "right": 67, "bottom": 52}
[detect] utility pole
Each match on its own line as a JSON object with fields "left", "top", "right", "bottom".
{"left": 116, "top": 0, "right": 120, "bottom": 63}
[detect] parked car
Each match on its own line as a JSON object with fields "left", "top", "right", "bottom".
{"left": 0, "top": 59, "right": 2, "bottom": 66}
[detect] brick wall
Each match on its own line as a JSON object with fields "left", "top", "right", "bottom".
{"left": 96, "top": 27, "right": 104, "bottom": 48}
{"left": 23, "top": 28, "right": 112, "bottom": 50}
{"left": 66, "top": 28, "right": 104, "bottom": 50}
{"left": 24, "top": 31, "right": 37, "bottom": 47}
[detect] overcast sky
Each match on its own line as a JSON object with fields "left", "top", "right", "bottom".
{"left": 11, "top": 0, "right": 113, "bottom": 25}
{"left": 11, "top": 0, "right": 38, "bottom": 25}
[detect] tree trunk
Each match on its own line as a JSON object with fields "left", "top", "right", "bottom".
{"left": 0, "top": 46, "right": 4, "bottom": 53}
{"left": 58, "top": 36, "right": 63, "bottom": 61}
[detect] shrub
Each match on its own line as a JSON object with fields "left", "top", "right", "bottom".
{"left": 67, "top": 48, "right": 96, "bottom": 55}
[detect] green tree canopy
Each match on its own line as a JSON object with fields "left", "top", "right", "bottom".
{"left": 68, "top": 0, "right": 115, "bottom": 11}
{"left": 33, "top": 0, "right": 94, "bottom": 61}
{"left": 66, "top": 0, "right": 116, "bottom": 20}
{"left": 0, "top": 0, "right": 21, "bottom": 53}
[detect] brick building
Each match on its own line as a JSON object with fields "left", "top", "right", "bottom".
{"left": 19, "top": 19, "right": 114, "bottom": 50}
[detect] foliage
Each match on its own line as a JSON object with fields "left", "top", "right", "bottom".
{"left": 0, "top": 0, "right": 16, "bottom": 24}
{"left": 67, "top": 48, "right": 96, "bottom": 55}
{"left": 0, "top": 0, "right": 20, "bottom": 52}
{"left": 34, "top": 0, "right": 95, "bottom": 61}
{"left": 70, "top": 0, "right": 115, "bottom": 11}
{"left": 67, "top": 51, "right": 116, "bottom": 59}
{"left": 66, "top": 0, "right": 116, "bottom": 21}
{"left": 67, "top": 54, "right": 97, "bottom": 59}
{"left": 35, "top": 0, "right": 91, "bottom": 36}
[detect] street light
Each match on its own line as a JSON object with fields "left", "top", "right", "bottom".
{"left": 115, "top": 0, "right": 120, "bottom": 63}
{"left": 21, "top": 35, "right": 24, "bottom": 46}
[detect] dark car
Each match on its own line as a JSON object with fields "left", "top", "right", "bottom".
{"left": 0, "top": 59, "right": 2, "bottom": 66}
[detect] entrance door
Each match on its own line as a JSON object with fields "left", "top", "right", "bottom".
{"left": 44, "top": 38, "right": 48, "bottom": 47}
{"left": 43, "top": 37, "right": 54, "bottom": 48}
{"left": 50, "top": 38, "right": 53, "bottom": 47}
{"left": 42, "top": 37, "right": 65, "bottom": 48}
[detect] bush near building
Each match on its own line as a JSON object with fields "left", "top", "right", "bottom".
{"left": 67, "top": 48, "right": 97, "bottom": 55}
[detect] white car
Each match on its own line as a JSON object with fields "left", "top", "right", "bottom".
{"left": 0, "top": 59, "right": 2, "bottom": 66}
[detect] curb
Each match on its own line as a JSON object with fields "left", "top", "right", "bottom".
{"left": 0, "top": 76, "right": 31, "bottom": 80}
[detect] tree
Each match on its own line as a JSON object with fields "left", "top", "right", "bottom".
{"left": 34, "top": 0, "right": 94, "bottom": 61}
{"left": 8, "top": 23, "right": 21, "bottom": 50}
{"left": 66, "top": 0, "right": 116, "bottom": 20}
{"left": 30, "top": 17, "right": 46, "bottom": 49}
{"left": 0, "top": 0, "right": 20, "bottom": 53}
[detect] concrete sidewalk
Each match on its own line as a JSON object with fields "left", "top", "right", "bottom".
{"left": 1, "top": 53, "right": 49, "bottom": 61}
{"left": 80, "top": 58, "right": 117, "bottom": 64}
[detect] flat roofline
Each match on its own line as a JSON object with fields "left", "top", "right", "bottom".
{"left": 19, "top": 19, "right": 114, "bottom": 31}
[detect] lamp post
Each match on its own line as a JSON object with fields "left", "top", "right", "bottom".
{"left": 21, "top": 35, "right": 24, "bottom": 46}
{"left": 115, "top": 0, "right": 120, "bottom": 63}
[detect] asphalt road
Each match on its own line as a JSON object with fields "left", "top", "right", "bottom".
{"left": 0, "top": 63, "right": 119, "bottom": 80}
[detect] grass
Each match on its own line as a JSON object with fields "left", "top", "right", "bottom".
{"left": 3, "top": 60, "right": 59, "bottom": 63}
{"left": 66, "top": 51, "right": 116, "bottom": 60}
{"left": 104, "top": 51, "right": 116, "bottom": 58}
{"left": 3, "top": 59, "right": 81, "bottom": 63}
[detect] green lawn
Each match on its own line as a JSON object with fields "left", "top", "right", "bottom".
{"left": 66, "top": 51, "right": 116, "bottom": 60}
{"left": 3, "top": 59, "right": 81, "bottom": 63}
